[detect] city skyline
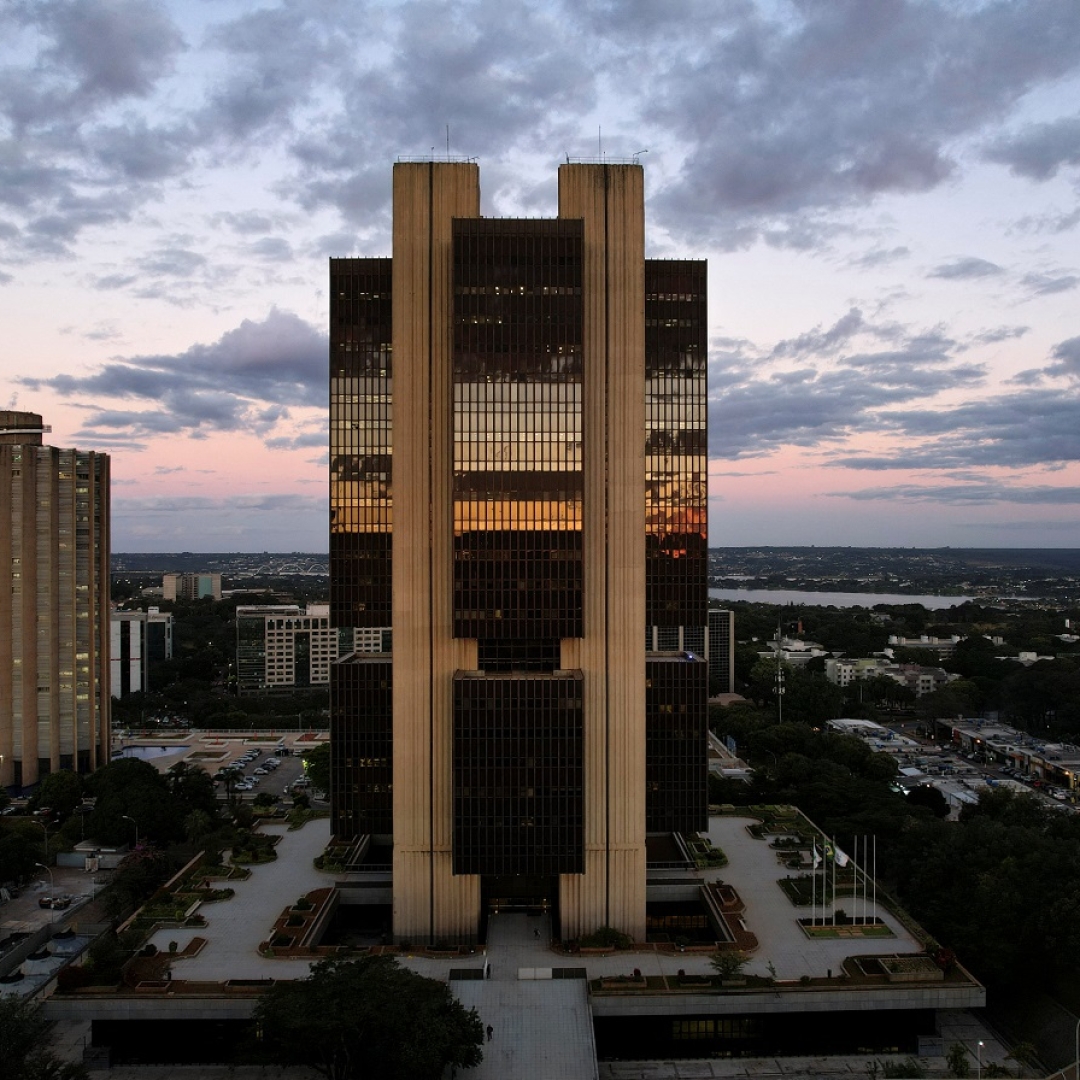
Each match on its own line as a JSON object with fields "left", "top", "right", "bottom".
{"left": 3, "top": 1, "right": 1080, "bottom": 550}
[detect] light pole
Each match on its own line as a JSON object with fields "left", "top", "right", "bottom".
{"left": 36, "top": 862, "right": 56, "bottom": 923}
{"left": 35, "top": 818, "right": 49, "bottom": 865}
{"left": 977, "top": 1040, "right": 984, "bottom": 1080}
{"left": 122, "top": 814, "right": 139, "bottom": 849}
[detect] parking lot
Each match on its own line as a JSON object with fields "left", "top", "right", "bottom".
{"left": 112, "top": 730, "right": 328, "bottom": 805}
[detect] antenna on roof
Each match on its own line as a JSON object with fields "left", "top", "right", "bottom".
{"left": 446, "top": 124, "right": 450, "bottom": 160}
{"left": 598, "top": 126, "right": 602, "bottom": 160}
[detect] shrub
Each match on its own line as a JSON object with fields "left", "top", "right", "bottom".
{"left": 580, "top": 926, "right": 633, "bottom": 949}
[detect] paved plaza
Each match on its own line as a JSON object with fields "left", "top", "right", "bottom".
{"left": 33, "top": 813, "right": 1013, "bottom": 1077}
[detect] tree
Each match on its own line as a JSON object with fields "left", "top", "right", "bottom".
{"left": 0, "top": 995, "right": 89, "bottom": 1080}
{"left": 710, "top": 950, "right": 749, "bottom": 980}
{"left": 86, "top": 758, "right": 183, "bottom": 846}
{"left": 906, "top": 785, "right": 950, "bottom": 819}
{"left": 254, "top": 956, "right": 484, "bottom": 1080}
{"left": 28, "top": 770, "right": 83, "bottom": 820}
{"left": 303, "top": 742, "right": 331, "bottom": 796}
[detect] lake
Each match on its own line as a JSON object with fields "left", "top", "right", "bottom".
{"left": 708, "top": 588, "right": 975, "bottom": 609}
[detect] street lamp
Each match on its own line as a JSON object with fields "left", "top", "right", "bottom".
{"left": 122, "top": 814, "right": 139, "bottom": 849}
{"left": 35, "top": 818, "right": 49, "bottom": 865}
{"left": 35, "top": 862, "right": 55, "bottom": 924}
{"left": 977, "top": 1040, "right": 984, "bottom": 1080}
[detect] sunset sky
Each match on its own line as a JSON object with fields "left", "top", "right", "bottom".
{"left": 3, "top": 0, "right": 1080, "bottom": 551}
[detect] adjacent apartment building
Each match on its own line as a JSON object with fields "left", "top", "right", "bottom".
{"left": 235, "top": 604, "right": 340, "bottom": 694}
{"left": 110, "top": 607, "right": 174, "bottom": 697}
{"left": 329, "top": 161, "right": 707, "bottom": 944}
{"left": 0, "top": 412, "right": 110, "bottom": 791}
{"left": 163, "top": 571, "right": 222, "bottom": 601}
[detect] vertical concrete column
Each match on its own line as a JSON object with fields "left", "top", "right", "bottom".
{"left": 391, "top": 162, "right": 481, "bottom": 943}
{"left": 558, "top": 164, "right": 647, "bottom": 941}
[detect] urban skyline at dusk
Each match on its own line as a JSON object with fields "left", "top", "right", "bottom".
{"left": 4, "top": 0, "right": 1080, "bottom": 551}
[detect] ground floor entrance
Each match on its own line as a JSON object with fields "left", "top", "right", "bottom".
{"left": 481, "top": 874, "right": 558, "bottom": 942}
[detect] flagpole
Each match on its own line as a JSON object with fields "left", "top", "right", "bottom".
{"left": 831, "top": 838, "right": 837, "bottom": 927}
{"left": 873, "top": 834, "right": 877, "bottom": 924}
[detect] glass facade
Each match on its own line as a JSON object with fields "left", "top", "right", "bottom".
{"left": 453, "top": 672, "right": 584, "bottom": 876}
{"left": 452, "top": 219, "right": 584, "bottom": 644}
{"left": 331, "top": 656, "right": 393, "bottom": 837}
{"left": 329, "top": 190, "right": 708, "bottom": 865}
{"left": 330, "top": 258, "right": 393, "bottom": 628}
{"left": 645, "top": 656, "right": 708, "bottom": 832}
{"left": 644, "top": 260, "right": 708, "bottom": 628}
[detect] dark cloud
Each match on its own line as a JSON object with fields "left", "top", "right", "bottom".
{"left": 20, "top": 309, "right": 327, "bottom": 440}
{"left": 1020, "top": 271, "right": 1079, "bottom": 296}
{"left": 284, "top": 1, "right": 596, "bottom": 223}
{"left": 972, "top": 326, "right": 1029, "bottom": 346}
{"left": 197, "top": 5, "right": 337, "bottom": 143}
{"left": 2, "top": 0, "right": 182, "bottom": 126}
{"left": 984, "top": 114, "right": 1080, "bottom": 180}
{"left": 928, "top": 257, "right": 1004, "bottom": 281}
{"left": 708, "top": 330, "right": 985, "bottom": 460}
{"left": 830, "top": 387, "right": 1080, "bottom": 470}
{"left": 837, "top": 483, "right": 1080, "bottom": 505}
{"left": 642, "top": 1, "right": 1080, "bottom": 244}
{"left": 1011, "top": 206, "right": 1080, "bottom": 235}
{"left": 1045, "top": 336, "right": 1080, "bottom": 379}
{"left": 87, "top": 119, "right": 192, "bottom": 181}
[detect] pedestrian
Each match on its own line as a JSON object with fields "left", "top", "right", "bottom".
{"left": 486, "top": 1024, "right": 493, "bottom": 1042}
{"left": 533, "top": 927, "right": 540, "bottom": 939}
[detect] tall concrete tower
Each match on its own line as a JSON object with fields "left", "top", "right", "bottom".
{"left": 329, "top": 162, "right": 707, "bottom": 944}
{"left": 0, "top": 412, "right": 110, "bottom": 791}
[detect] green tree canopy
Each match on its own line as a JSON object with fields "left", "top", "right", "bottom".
{"left": 302, "top": 742, "right": 331, "bottom": 796}
{"left": 29, "top": 769, "right": 84, "bottom": 820}
{"left": 85, "top": 758, "right": 183, "bottom": 846}
{"left": 254, "top": 955, "right": 484, "bottom": 1080}
{"left": 0, "top": 995, "right": 89, "bottom": 1080}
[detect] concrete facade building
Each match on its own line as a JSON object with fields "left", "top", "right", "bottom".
{"left": 162, "top": 571, "right": 222, "bottom": 601}
{"left": 329, "top": 162, "right": 707, "bottom": 945}
{"left": 0, "top": 412, "right": 110, "bottom": 791}
{"left": 110, "top": 607, "right": 174, "bottom": 697}
{"left": 235, "top": 604, "right": 338, "bottom": 694}
{"left": 707, "top": 608, "right": 735, "bottom": 695}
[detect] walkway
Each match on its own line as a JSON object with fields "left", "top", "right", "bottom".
{"left": 705, "top": 815, "right": 921, "bottom": 979}
{"left": 148, "top": 818, "right": 331, "bottom": 979}
{"left": 452, "top": 913, "right": 598, "bottom": 1080}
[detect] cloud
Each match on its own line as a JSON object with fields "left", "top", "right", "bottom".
{"left": 850, "top": 246, "right": 910, "bottom": 269}
{"left": 20, "top": 308, "right": 327, "bottom": 440}
{"left": 984, "top": 113, "right": 1080, "bottom": 180}
{"left": 708, "top": 315, "right": 985, "bottom": 460}
{"left": 1044, "top": 336, "right": 1080, "bottom": 379}
{"left": 1020, "top": 271, "right": 1079, "bottom": 296}
{"left": 830, "top": 386, "right": 1080, "bottom": 470}
{"left": 836, "top": 483, "right": 1080, "bottom": 506}
{"left": 2, "top": 0, "right": 184, "bottom": 129}
{"left": 928, "top": 257, "right": 1004, "bottom": 280}
{"left": 643, "top": 0, "right": 1080, "bottom": 245}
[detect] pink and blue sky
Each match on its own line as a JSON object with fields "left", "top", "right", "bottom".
{"left": 3, "top": 0, "right": 1080, "bottom": 551}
